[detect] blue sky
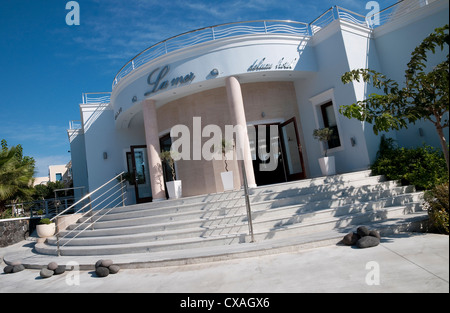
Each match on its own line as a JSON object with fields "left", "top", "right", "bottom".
{"left": 0, "top": 0, "right": 398, "bottom": 177}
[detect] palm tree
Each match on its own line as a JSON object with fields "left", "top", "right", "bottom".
{"left": 0, "top": 145, "right": 35, "bottom": 216}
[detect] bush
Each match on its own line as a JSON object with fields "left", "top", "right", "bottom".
{"left": 39, "top": 218, "right": 52, "bottom": 225}
{"left": 371, "top": 136, "right": 448, "bottom": 190}
{"left": 424, "top": 183, "right": 449, "bottom": 234}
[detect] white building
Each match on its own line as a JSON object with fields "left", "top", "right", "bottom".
{"left": 33, "top": 162, "right": 72, "bottom": 187}
{"left": 68, "top": 0, "right": 449, "bottom": 206}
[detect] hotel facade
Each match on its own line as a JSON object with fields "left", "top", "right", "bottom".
{"left": 68, "top": 0, "right": 449, "bottom": 205}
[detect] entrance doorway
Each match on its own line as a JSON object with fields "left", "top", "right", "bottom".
{"left": 129, "top": 145, "right": 152, "bottom": 203}
{"left": 249, "top": 117, "right": 306, "bottom": 186}
{"left": 128, "top": 136, "right": 177, "bottom": 203}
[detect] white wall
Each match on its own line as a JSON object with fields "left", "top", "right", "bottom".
{"left": 294, "top": 21, "right": 373, "bottom": 177}
{"left": 80, "top": 103, "right": 146, "bottom": 205}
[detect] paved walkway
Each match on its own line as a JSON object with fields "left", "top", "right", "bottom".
{"left": 0, "top": 232, "right": 448, "bottom": 293}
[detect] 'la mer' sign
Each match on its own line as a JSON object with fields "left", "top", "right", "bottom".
{"left": 144, "top": 65, "right": 195, "bottom": 96}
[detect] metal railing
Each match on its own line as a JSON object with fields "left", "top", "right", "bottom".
{"left": 241, "top": 160, "right": 255, "bottom": 243}
{"left": 69, "top": 120, "right": 82, "bottom": 130}
{"left": 112, "top": 20, "right": 310, "bottom": 89}
{"left": 3, "top": 196, "right": 77, "bottom": 219}
{"left": 50, "top": 172, "right": 127, "bottom": 256}
{"left": 110, "top": 0, "right": 438, "bottom": 90}
{"left": 82, "top": 92, "right": 111, "bottom": 105}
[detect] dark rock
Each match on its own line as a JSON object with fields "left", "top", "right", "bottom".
{"left": 53, "top": 266, "right": 66, "bottom": 275}
{"left": 357, "top": 226, "right": 370, "bottom": 237}
{"left": 109, "top": 264, "right": 120, "bottom": 274}
{"left": 95, "top": 266, "right": 109, "bottom": 277}
{"left": 101, "top": 259, "right": 114, "bottom": 268}
{"left": 369, "top": 230, "right": 381, "bottom": 239}
{"left": 3, "top": 265, "right": 14, "bottom": 274}
{"left": 356, "top": 236, "right": 380, "bottom": 248}
{"left": 95, "top": 259, "right": 103, "bottom": 268}
{"left": 12, "top": 264, "right": 25, "bottom": 273}
{"left": 47, "top": 262, "right": 58, "bottom": 271}
{"left": 40, "top": 268, "right": 54, "bottom": 278}
{"left": 342, "top": 232, "right": 360, "bottom": 245}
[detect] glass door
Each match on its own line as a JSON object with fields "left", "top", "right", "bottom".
{"left": 279, "top": 118, "right": 306, "bottom": 181}
{"left": 130, "top": 145, "right": 152, "bottom": 203}
{"left": 249, "top": 123, "right": 287, "bottom": 186}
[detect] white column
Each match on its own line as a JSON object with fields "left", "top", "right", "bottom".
{"left": 225, "top": 76, "right": 257, "bottom": 188}
{"left": 142, "top": 99, "right": 166, "bottom": 201}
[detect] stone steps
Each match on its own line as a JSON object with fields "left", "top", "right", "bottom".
{"left": 34, "top": 170, "right": 429, "bottom": 257}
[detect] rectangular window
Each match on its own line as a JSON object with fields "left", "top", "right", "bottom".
{"left": 55, "top": 173, "right": 63, "bottom": 181}
{"left": 320, "top": 101, "right": 341, "bottom": 149}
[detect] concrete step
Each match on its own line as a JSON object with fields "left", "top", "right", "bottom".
{"left": 59, "top": 185, "right": 418, "bottom": 238}
{"left": 33, "top": 170, "right": 429, "bottom": 258}
{"left": 36, "top": 205, "right": 428, "bottom": 256}
{"left": 90, "top": 170, "right": 375, "bottom": 216}
{"left": 47, "top": 199, "right": 424, "bottom": 249}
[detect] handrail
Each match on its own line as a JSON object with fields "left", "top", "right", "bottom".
{"left": 49, "top": 172, "right": 125, "bottom": 222}
{"left": 241, "top": 160, "right": 255, "bottom": 243}
{"left": 51, "top": 172, "right": 126, "bottom": 256}
{"left": 109, "top": 0, "right": 436, "bottom": 90}
{"left": 112, "top": 19, "right": 310, "bottom": 89}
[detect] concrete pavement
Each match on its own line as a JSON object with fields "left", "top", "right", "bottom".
{"left": 0, "top": 232, "right": 448, "bottom": 293}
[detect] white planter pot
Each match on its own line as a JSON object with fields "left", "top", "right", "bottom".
{"left": 36, "top": 223, "right": 56, "bottom": 238}
{"left": 166, "top": 180, "right": 182, "bottom": 199}
{"left": 221, "top": 171, "right": 234, "bottom": 191}
{"left": 318, "top": 156, "right": 336, "bottom": 176}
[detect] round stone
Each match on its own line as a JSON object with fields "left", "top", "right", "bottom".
{"left": 357, "top": 226, "right": 370, "bottom": 237}
{"left": 95, "top": 259, "right": 103, "bottom": 268}
{"left": 12, "top": 264, "right": 25, "bottom": 273}
{"left": 369, "top": 229, "right": 381, "bottom": 239}
{"left": 101, "top": 259, "right": 114, "bottom": 268}
{"left": 357, "top": 236, "right": 380, "bottom": 249}
{"left": 53, "top": 266, "right": 66, "bottom": 275}
{"left": 40, "top": 268, "right": 54, "bottom": 278}
{"left": 343, "top": 232, "right": 360, "bottom": 245}
{"left": 108, "top": 264, "right": 120, "bottom": 274}
{"left": 95, "top": 266, "right": 109, "bottom": 277}
{"left": 47, "top": 262, "right": 58, "bottom": 270}
{"left": 3, "top": 265, "right": 14, "bottom": 274}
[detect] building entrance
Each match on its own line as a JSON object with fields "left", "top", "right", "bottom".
{"left": 249, "top": 117, "right": 306, "bottom": 186}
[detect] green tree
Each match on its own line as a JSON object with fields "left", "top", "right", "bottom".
{"left": 340, "top": 24, "right": 449, "bottom": 170}
{"left": 0, "top": 140, "right": 35, "bottom": 215}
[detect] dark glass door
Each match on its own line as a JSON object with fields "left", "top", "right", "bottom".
{"left": 130, "top": 145, "right": 152, "bottom": 203}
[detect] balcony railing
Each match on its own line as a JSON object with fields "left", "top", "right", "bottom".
{"left": 82, "top": 92, "right": 111, "bottom": 104}
{"left": 111, "top": 0, "right": 436, "bottom": 90}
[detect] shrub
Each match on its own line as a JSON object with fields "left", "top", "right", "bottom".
{"left": 424, "top": 183, "right": 449, "bottom": 234}
{"left": 39, "top": 218, "right": 52, "bottom": 225}
{"left": 371, "top": 136, "right": 448, "bottom": 190}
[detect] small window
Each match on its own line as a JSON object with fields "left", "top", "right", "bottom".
{"left": 320, "top": 101, "right": 341, "bottom": 149}
{"left": 55, "top": 173, "right": 63, "bottom": 182}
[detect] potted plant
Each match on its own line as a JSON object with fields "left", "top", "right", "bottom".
{"left": 160, "top": 150, "right": 182, "bottom": 199}
{"left": 313, "top": 127, "right": 336, "bottom": 176}
{"left": 36, "top": 218, "right": 56, "bottom": 238}
{"left": 219, "top": 139, "right": 235, "bottom": 191}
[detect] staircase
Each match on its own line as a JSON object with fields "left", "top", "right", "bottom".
{"left": 35, "top": 170, "right": 429, "bottom": 259}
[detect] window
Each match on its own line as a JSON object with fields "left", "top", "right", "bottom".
{"left": 320, "top": 101, "right": 341, "bottom": 149}
{"left": 55, "top": 173, "right": 63, "bottom": 182}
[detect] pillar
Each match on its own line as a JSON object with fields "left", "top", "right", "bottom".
{"left": 142, "top": 99, "right": 166, "bottom": 201}
{"left": 225, "top": 76, "right": 257, "bottom": 188}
